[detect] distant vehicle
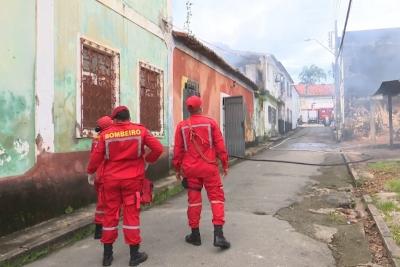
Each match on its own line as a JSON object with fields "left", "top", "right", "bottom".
{"left": 318, "top": 108, "right": 333, "bottom": 124}
{"left": 308, "top": 110, "right": 318, "bottom": 123}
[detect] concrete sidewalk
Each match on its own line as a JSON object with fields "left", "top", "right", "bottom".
{"left": 0, "top": 136, "right": 282, "bottom": 267}
{"left": 24, "top": 127, "right": 335, "bottom": 267}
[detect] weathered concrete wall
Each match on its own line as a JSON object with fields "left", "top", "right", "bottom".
{"left": 173, "top": 48, "right": 255, "bottom": 143}
{"left": 53, "top": 0, "right": 171, "bottom": 178}
{"left": 0, "top": 1, "right": 36, "bottom": 177}
{"left": 124, "top": 0, "right": 168, "bottom": 25}
{"left": 54, "top": 0, "right": 169, "bottom": 152}
{"left": 0, "top": 0, "right": 170, "bottom": 237}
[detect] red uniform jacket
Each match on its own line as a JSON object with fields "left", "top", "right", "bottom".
{"left": 87, "top": 121, "right": 163, "bottom": 180}
{"left": 173, "top": 114, "right": 228, "bottom": 178}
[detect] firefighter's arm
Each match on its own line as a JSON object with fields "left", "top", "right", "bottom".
{"left": 143, "top": 130, "right": 163, "bottom": 163}
{"left": 212, "top": 122, "right": 229, "bottom": 172}
{"left": 87, "top": 135, "right": 105, "bottom": 174}
{"left": 172, "top": 124, "right": 184, "bottom": 173}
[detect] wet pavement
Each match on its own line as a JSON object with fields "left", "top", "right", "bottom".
{"left": 27, "top": 127, "right": 373, "bottom": 267}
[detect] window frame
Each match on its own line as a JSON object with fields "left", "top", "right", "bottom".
{"left": 182, "top": 78, "right": 200, "bottom": 120}
{"left": 75, "top": 36, "right": 120, "bottom": 138}
{"left": 137, "top": 61, "right": 164, "bottom": 137}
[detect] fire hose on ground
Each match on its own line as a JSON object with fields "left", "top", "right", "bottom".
{"left": 229, "top": 154, "right": 374, "bottom": 167}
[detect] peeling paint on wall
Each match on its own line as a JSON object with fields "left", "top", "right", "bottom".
{"left": 173, "top": 48, "right": 256, "bottom": 143}
{"left": 54, "top": 0, "right": 169, "bottom": 153}
{"left": 0, "top": 0, "right": 36, "bottom": 177}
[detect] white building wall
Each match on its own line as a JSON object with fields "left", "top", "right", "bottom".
{"left": 299, "top": 96, "right": 335, "bottom": 123}
{"left": 292, "top": 88, "right": 300, "bottom": 128}
{"left": 300, "top": 96, "right": 335, "bottom": 110}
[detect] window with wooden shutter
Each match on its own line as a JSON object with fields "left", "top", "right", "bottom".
{"left": 139, "top": 62, "right": 164, "bottom": 135}
{"left": 77, "top": 38, "right": 119, "bottom": 138}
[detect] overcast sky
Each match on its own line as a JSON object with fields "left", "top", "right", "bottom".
{"left": 172, "top": 0, "right": 400, "bottom": 83}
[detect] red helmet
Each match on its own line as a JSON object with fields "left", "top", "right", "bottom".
{"left": 185, "top": 96, "right": 202, "bottom": 109}
{"left": 96, "top": 116, "right": 113, "bottom": 130}
{"left": 111, "top": 105, "right": 129, "bottom": 119}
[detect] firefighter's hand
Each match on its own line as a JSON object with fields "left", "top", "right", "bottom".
{"left": 145, "top": 162, "right": 149, "bottom": 170}
{"left": 176, "top": 171, "right": 182, "bottom": 181}
{"left": 222, "top": 169, "right": 228, "bottom": 178}
{"left": 87, "top": 174, "right": 95, "bottom": 185}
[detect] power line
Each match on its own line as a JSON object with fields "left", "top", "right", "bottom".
{"left": 337, "top": 0, "right": 352, "bottom": 59}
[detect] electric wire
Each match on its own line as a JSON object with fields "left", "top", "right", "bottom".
{"left": 337, "top": 0, "right": 353, "bottom": 59}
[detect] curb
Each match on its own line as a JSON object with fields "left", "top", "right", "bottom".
{"left": 0, "top": 177, "right": 183, "bottom": 267}
{"left": 343, "top": 153, "right": 400, "bottom": 267}
{"left": 0, "top": 134, "right": 291, "bottom": 267}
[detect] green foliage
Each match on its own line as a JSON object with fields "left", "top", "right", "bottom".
{"left": 64, "top": 206, "right": 74, "bottom": 214}
{"left": 368, "top": 161, "right": 400, "bottom": 174}
{"left": 152, "top": 184, "right": 184, "bottom": 206}
{"left": 328, "top": 211, "right": 346, "bottom": 224}
{"left": 391, "top": 224, "right": 400, "bottom": 245}
{"left": 385, "top": 179, "right": 400, "bottom": 195}
{"left": 298, "top": 64, "right": 327, "bottom": 85}
{"left": 377, "top": 201, "right": 399, "bottom": 216}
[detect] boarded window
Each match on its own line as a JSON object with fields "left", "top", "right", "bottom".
{"left": 182, "top": 79, "right": 200, "bottom": 119}
{"left": 80, "top": 39, "right": 119, "bottom": 132}
{"left": 139, "top": 63, "right": 163, "bottom": 133}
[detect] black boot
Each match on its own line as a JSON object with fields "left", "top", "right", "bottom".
{"left": 213, "top": 225, "right": 230, "bottom": 249}
{"left": 94, "top": 224, "right": 102, "bottom": 239}
{"left": 102, "top": 243, "right": 113, "bottom": 266}
{"left": 129, "top": 245, "right": 148, "bottom": 266}
{"left": 185, "top": 228, "right": 201, "bottom": 246}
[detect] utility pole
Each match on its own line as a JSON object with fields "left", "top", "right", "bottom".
{"left": 334, "top": 20, "right": 341, "bottom": 141}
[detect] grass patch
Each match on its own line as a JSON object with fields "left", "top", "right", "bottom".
{"left": 152, "top": 184, "right": 184, "bottom": 206}
{"left": 328, "top": 211, "right": 347, "bottom": 224}
{"left": 391, "top": 224, "right": 400, "bottom": 246}
{"left": 368, "top": 161, "right": 400, "bottom": 174}
{"left": 354, "top": 176, "right": 368, "bottom": 188}
{"left": 385, "top": 179, "right": 400, "bottom": 195}
{"left": 377, "top": 201, "right": 398, "bottom": 216}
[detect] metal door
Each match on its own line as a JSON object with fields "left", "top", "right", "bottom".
{"left": 223, "top": 96, "right": 245, "bottom": 157}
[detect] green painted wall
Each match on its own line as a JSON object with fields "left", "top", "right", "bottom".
{"left": 124, "top": 0, "right": 168, "bottom": 25}
{"left": 0, "top": 1, "right": 36, "bottom": 177}
{"left": 54, "top": 0, "right": 169, "bottom": 152}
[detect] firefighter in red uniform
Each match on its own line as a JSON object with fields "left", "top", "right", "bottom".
{"left": 87, "top": 106, "right": 163, "bottom": 266}
{"left": 88, "top": 116, "right": 113, "bottom": 240}
{"left": 173, "top": 95, "right": 231, "bottom": 249}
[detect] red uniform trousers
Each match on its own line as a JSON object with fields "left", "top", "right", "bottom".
{"left": 187, "top": 173, "right": 225, "bottom": 228}
{"left": 94, "top": 180, "right": 105, "bottom": 224}
{"left": 101, "top": 178, "right": 142, "bottom": 245}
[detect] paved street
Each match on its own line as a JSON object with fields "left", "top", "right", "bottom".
{"left": 28, "top": 127, "right": 345, "bottom": 267}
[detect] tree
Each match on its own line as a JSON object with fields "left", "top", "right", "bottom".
{"left": 298, "top": 65, "right": 327, "bottom": 85}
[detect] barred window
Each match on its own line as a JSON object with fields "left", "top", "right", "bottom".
{"left": 139, "top": 62, "right": 164, "bottom": 135}
{"left": 182, "top": 79, "right": 200, "bottom": 119}
{"left": 78, "top": 38, "right": 119, "bottom": 137}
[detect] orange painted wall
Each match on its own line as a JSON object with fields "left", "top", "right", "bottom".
{"left": 173, "top": 48, "right": 255, "bottom": 142}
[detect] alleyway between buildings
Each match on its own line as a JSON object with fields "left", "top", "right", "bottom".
{"left": 25, "top": 127, "right": 387, "bottom": 267}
